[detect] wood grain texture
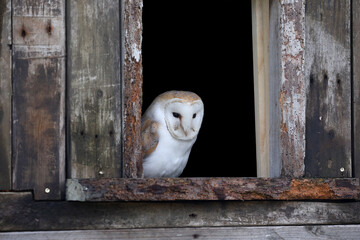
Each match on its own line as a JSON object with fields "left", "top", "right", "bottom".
{"left": 2, "top": 192, "right": 360, "bottom": 231}
{"left": 12, "top": 0, "right": 65, "bottom": 200}
{"left": 66, "top": 177, "right": 360, "bottom": 202}
{"left": 122, "top": 0, "right": 143, "bottom": 178}
{"left": 269, "top": 0, "right": 306, "bottom": 177}
{"left": 251, "top": 0, "right": 270, "bottom": 177}
{"left": 269, "top": 0, "right": 282, "bottom": 177}
{"left": 304, "top": 0, "right": 351, "bottom": 177}
{"left": 67, "top": 0, "right": 122, "bottom": 179}
{"left": 2, "top": 225, "right": 360, "bottom": 240}
{"left": 353, "top": 0, "right": 360, "bottom": 178}
{"left": 278, "top": 0, "right": 306, "bottom": 177}
{"left": 0, "top": 0, "right": 12, "bottom": 190}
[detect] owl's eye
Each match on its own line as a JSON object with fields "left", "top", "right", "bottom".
{"left": 172, "top": 112, "right": 180, "bottom": 118}
{"left": 193, "top": 113, "right": 197, "bottom": 119}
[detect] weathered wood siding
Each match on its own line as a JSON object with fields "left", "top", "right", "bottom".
{"left": 269, "top": 0, "right": 282, "bottom": 177}
{"left": 279, "top": 0, "right": 306, "bottom": 177}
{"left": 12, "top": 0, "right": 66, "bottom": 200}
{"left": 304, "top": 0, "right": 351, "bottom": 177}
{"left": 353, "top": 0, "right": 360, "bottom": 178}
{"left": 0, "top": 0, "right": 12, "bottom": 190}
{"left": 67, "top": 0, "right": 122, "bottom": 179}
{"left": 2, "top": 225, "right": 360, "bottom": 240}
{"left": 0, "top": 0, "right": 358, "bottom": 203}
{"left": 270, "top": 0, "right": 353, "bottom": 178}
{"left": 66, "top": 178, "right": 360, "bottom": 202}
{"left": 270, "top": 0, "right": 306, "bottom": 177}
{"left": 2, "top": 192, "right": 360, "bottom": 231}
{"left": 0, "top": 0, "right": 143, "bottom": 199}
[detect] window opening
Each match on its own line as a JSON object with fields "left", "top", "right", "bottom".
{"left": 142, "top": 1, "right": 256, "bottom": 177}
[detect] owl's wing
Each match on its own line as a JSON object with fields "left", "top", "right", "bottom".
{"left": 141, "top": 118, "right": 160, "bottom": 160}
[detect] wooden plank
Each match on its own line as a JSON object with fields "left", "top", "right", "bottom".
{"left": 2, "top": 225, "right": 360, "bottom": 240}
{"left": 353, "top": 0, "right": 360, "bottom": 178}
{"left": 251, "top": 0, "right": 270, "bottom": 177}
{"left": 66, "top": 177, "right": 360, "bottom": 201}
{"left": 122, "top": 0, "right": 143, "bottom": 178}
{"left": 0, "top": 0, "right": 12, "bottom": 190}
{"left": 269, "top": 0, "right": 282, "bottom": 177}
{"left": 12, "top": 0, "right": 66, "bottom": 200}
{"left": 277, "top": 0, "right": 306, "bottom": 177}
{"left": 67, "top": 0, "right": 122, "bottom": 179}
{"left": 304, "top": 0, "right": 351, "bottom": 177}
{"left": 280, "top": 0, "right": 306, "bottom": 177}
{"left": 2, "top": 192, "right": 360, "bottom": 231}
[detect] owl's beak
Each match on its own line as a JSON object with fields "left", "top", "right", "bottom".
{"left": 181, "top": 118, "right": 192, "bottom": 137}
{"left": 184, "top": 129, "right": 189, "bottom": 137}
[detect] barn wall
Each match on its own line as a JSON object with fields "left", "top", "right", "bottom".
{"left": 1, "top": 0, "right": 360, "bottom": 238}
{"left": 270, "top": 0, "right": 354, "bottom": 178}
{"left": 1, "top": 192, "right": 360, "bottom": 231}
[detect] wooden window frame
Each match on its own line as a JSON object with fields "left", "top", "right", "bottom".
{"left": 1, "top": 0, "right": 358, "bottom": 201}
{"left": 66, "top": 0, "right": 360, "bottom": 202}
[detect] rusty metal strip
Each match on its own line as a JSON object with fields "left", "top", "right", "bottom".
{"left": 66, "top": 178, "right": 360, "bottom": 202}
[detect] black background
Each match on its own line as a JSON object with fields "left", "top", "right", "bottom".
{"left": 142, "top": 1, "right": 256, "bottom": 177}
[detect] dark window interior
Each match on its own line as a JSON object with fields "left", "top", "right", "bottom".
{"left": 142, "top": 1, "right": 256, "bottom": 177}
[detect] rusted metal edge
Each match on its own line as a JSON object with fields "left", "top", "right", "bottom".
{"left": 66, "top": 178, "right": 360, "bottom": 202}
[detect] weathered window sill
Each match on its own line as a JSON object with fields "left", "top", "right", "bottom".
{"left": 66, "top": 178, "right": 360, "bottom": 202}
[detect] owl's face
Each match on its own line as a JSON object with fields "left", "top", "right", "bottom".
{"left": 164, "top": 98, "right": 204, "bottom": 141}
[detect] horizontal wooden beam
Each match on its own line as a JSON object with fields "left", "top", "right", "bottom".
{"left": 2, "top": 225, "right": 360, "bottom": 240}
{"left": 2, "top": 192, "right": 360, "bottom": 231}
{"left": 66, "top": 177, "right": 360, "bottom": 201}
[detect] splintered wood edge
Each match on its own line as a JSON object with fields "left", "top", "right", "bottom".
{"left": 66, "top": 178, "right": 360, "bottom": 202}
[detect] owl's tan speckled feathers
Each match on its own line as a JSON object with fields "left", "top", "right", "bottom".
{"left": 154, "top": 91, "right": 202, "bottom": 103}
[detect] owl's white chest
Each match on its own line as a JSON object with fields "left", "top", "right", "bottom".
{"left": 143, "top": 124, "right": 196, "bottom": 178}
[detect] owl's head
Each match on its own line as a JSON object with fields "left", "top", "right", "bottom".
{"left": 152, "top": 91, "right": 204, "bottom": 141}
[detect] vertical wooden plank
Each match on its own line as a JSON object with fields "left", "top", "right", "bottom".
{"left": 251, "top": 0, "right": 270, "bottom": 177}
{"left": 68, "top": 0, "right": 122, "bottom": 179}
{"left": 12, "top": 0, "right": 66, "bottom": 200}
{"left": 122, "top": 0, "right": 143, "bottom": 178}
{"left": 269, "top": 0, "right": 282, "bottom": 177}
{"left": 304, "top": 0, "right": 351, "bottom": 177}
{"left": 276, "top": 0, "right": 306, "bottom": 177}
{"left": 353, "top": 0, "right": 360, "bottom": 178}
{"left": 0, "top": 0, "right": 12, "bottom": 190}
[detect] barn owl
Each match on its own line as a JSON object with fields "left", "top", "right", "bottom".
{"left": 142, "top": 91, "right": 204, "bottom": 178}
